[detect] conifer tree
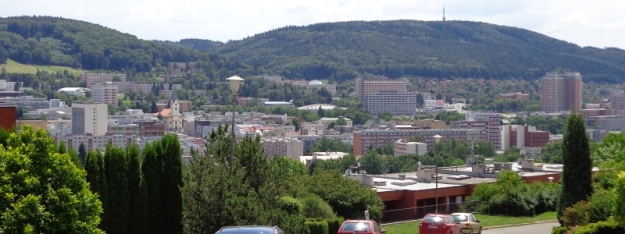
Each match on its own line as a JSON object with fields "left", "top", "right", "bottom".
{"left": 105, "top": 145, "right": 130, "bottom": 234}
{"left": 160, "top": 134, "right": 183, "bottom": 234}
{"left": 127, "top": 144, "right": 148, "bottom": 234}
{"left": 557, "top": 113, "right": 593, "bottom": 224}
{"left": 142, "top": 143, "right": 163, "bottom": 234}
{"left": 57, "top": 140, "right": 67, "bottom": 154}
{"left": 68, "top": 146, "right": 83, "bottom": 169}
{"left": 79, "top": 142, "right": 87, "bottom": 165}
{"left": 85, "top": 149, "right": 108, "bottom": 231}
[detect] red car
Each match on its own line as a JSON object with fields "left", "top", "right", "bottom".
{"left": 419, "top": 213, "right": 462, "bottom": 234}
{"left": 337, "top": 219, "right": 386, "bottom": 234}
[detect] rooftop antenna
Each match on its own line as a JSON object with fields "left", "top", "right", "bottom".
{"left": 443, "top": 3, "right": 446, "bottom": 21}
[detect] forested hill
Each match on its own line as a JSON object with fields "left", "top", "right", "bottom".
{"left": 0, "top": 16, "right": 252, "bottom": 75}
{"left": 181, "top": 20, "right": 625, "bottom": 83}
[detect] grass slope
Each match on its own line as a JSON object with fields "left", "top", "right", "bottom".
{"left": 382, "top": 211, "right": 557, "bottom": 234}
{"left": 0, "top": 59, "right": 86, "bottom": 76}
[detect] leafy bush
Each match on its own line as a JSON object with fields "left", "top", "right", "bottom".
{"left": 279, "top": 196, "right": 303, "bottom": 215}
{"left": 464, "top": 171, "right": 561, "bottom": 216}
{"left": 551, "top": 226, "right": 568, "bottom": 234}
{"left": 573, "top": 218, "right": 624, "bottom": 234}
{"left": 586, "top": 190, "right": 613, "bottom": 223}
{"left": 562, "top": 201, "right": 591, "bottom": 228}
{"left": 327, "top": 217, "right": 345, "bottom": 234}
{"left": 305, "top": 220, "right": 329, "bottom": 234}
{"left": 300, "top": 195, "right": 336, "bottom": 219}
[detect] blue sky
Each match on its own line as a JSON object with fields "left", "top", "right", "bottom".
{"left": 2, "top": 0, "right": 624, "bottom": 49}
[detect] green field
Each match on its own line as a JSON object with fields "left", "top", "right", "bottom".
{"left": 382, "top": 212, "right": 557, "bottom": 234}
{"left": 1, "top": 59, "right": 87, "bottom": 77}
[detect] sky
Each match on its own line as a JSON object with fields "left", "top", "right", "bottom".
{"left": 2, "top": 0, "right": 625, "bottom": 49}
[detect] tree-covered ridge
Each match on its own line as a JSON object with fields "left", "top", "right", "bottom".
{"left": 0, "top": 16, "right": 252, "bottom": 75}
{"left": 184, "top": 20, "right": 625, "bottom": 83}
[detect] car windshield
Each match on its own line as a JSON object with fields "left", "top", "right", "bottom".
{"left": 452, "top": 215, "right": 468, "bottom": 222}
{"left": 423, "top": 216, "right": 444, "bottom": 223}
{"left": 341, "top": 222, "right": 370, "bottom": 231}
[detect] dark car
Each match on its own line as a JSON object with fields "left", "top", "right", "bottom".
{"left": 337, "top": 219, "right": 386, "bottom": 234}
{"left": 215, "top": 225, "right": 284, "bottom": 234}
{"left": 419, "top": 213, "right": 462, "bottom": 234}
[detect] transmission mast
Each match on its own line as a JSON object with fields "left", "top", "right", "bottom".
{"left": 443, "top": 4, "right": 446, "bottom": 21}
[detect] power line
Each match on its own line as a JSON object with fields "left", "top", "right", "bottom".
{"left": 546, "top": 16, "right": 624, "bottom": 34}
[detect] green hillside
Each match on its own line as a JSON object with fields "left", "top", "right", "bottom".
{"left": 0, "top": 16, "right": 253, "bottom": 76}
{"left": 181, "top": 20, "right": 625, "bottom": 83}
{"left": 0, "top": 59, "right": 86, "bottom": 76}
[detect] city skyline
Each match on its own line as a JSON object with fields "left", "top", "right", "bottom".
{"left": 2, "top": 0, "right": 625, "bottom": 49}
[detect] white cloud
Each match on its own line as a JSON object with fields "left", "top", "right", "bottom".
{"left": 1, "top": 0, "right": 624, "bottom": 48}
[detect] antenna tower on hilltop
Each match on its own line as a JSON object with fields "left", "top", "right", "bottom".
{"left": 443, "top": 4, "right": 446, "bottom": 21}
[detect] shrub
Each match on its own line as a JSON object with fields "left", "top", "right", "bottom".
{"left": 279, "top": 196, "right": 303, "bottom": 215}
{"left": 551, "top": 226, "right": 568, "bottom": 234}
{"left": 301, "top": 195, "right": 336, "bottom": 219}
{"left": 562, "top": 200, "right": 591, "bottom": 228}
{"left": 586, "top": 190, "right": 613, "bottom": 223}
{"left": 327, "top": 217, "right": 345, "bottom": 234}
{"left": 573, "top": 218, "right": 624, "bottom": 234}
{"left": 305, "top": 220, "right": 329, "bottom": 234}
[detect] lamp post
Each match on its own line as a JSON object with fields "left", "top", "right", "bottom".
{"left": 226, "top": 75, "right": 244, "bottom": 163}
{"left": 433, "top": 134, "right": 442, "bottom": 214}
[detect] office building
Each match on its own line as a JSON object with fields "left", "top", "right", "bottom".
{"left": 71, "top": 102, "right": 108, "bottom": 135}
{"left": 541, "top": 72, "right": 582, "bottom": 113}
{"left": 91, "top": 82, "right": 118, "bottom": 106}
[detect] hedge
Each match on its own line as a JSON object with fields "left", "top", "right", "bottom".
{"left": 305, "top": 220, "right": 329, "bottom": 234}
{"left": 328, "top": 217, "right": 345, "bottom": 234}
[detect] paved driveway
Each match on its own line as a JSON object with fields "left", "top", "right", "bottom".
{"left": 482, "top": 222, "right": 559, "bottom": 234}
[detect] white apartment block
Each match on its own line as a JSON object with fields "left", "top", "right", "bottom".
{"left": 0, "top": 79, "right": 17, "bottom": 91}
{"left": 71, "top": 102, "right": 108, "bottom": 135}
{"left": 318, "top": 117, "right": 353, "bottom": 128}
{"left": 362, "top": 92, "right": 418, "bottom": 116}
{"left": 261, "top": 138, "right": 304, "bottom": 159}
{"left": 80, "top": 73, "right": 127, "bottom": 88}
{"left": 57, "top": 134, "right": 162, "bottom": 153}
{"left": 91, "top": 82, "right": 118, "bottom": 106}
{"left": 394, "top": 139, "right": 427, "bottom": 156}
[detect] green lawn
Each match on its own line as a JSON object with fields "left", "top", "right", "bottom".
{"left": 382, "top": 212, "right": 557, "bottom": 234}
{"left": 1, "top": 59, "right": 86, "bottom": 76}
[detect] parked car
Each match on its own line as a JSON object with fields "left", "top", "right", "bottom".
{"left": 337, "top": 219, "right": 386, "bottom": 234}
{"left": 215, "top": 225, "right": 284, "bottom": 234}
{"left": 419, "top": 213, "right": 462, "bottom": 234}
{"left": 451, "top": 212, "right": 482, "bottom": 234}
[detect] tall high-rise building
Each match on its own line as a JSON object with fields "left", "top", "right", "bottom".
{"left": 72, "top": 102, "right": 108, "bottom": 135}
{"left": 80, "top": 73, "right": 127, "bottom": 89}
{"left": 91, "top": 82, "right": 118, "bottom": 106}
{"left": 356, "top": 77, "right": 408, "bottom": 101}
{"left": 541, "top": 72, "right": 582, "bottom": 113}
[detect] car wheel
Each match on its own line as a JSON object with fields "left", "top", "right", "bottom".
{"left": 470, "top": 229, "right": 473, "bottom": 234}
{"left": 477, "top": 227, "right": 482, "bottom": 234}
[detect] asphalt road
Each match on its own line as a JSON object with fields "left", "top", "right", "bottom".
{"left": 482, "top": 222, "right": 559, "bottom": 234}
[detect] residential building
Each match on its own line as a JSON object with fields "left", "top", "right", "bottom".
{"left": 353, "top": 128, "right": 485, "bottom": 156}
{"left": 356, "top": 77, "right": 408, "bottom": 101}
{"left": 394, "top": 139, "right": 427, "bottom": 156}
{"left": 579, "top": 108, "right": 615, "bottom": 118}
{"left": 498, "top": 92, "right": 529, "bottom": 100}
{"left": 80, "top": 73, "right": 127, "bottom": 88}
{"left": 586, "top": 115, "right": 625, "bottom": 131}
{"left": 0, "top": 79, "right": 17, "bottom": 91}
{"left": 610, "top": 90, "right": 625, "bottom": 113}
{"left": 71, "top": 102, "right": 108, "bottom": 135}
{"left": 49, "top": 99, "right": 66, "bottom": 108}
{"left": 113, "top": 81, "right": 134, "bottom": 93}
{"left": 450, "top": 112, "right": 501, "bottom": 150}
{"left": 136, "top": 119, "right": 166, "bottom": 137}
{"left": 318, "top": 117, "right": 353, "bottom": 128}
{"left": 260, "top": 138, "right": 304, "bottom": 159}
{"left": 57, "top": 133, "right": 162, "bottom": 152}
{"left": 362, "top": 93, "right": 418, "bottom": 116}
{"left": 0, "top": 103, "right": 16, "bottom": 130}
{"left": 541, "top": 72, "right": 582, "bottom": 112}
{"left": 91, "top": 82, "right": 118, "bottom": 106}
{"left": 501, "top": 125, "right": 550, "bottom": 151}
{"left": 299, "top": 151, "right": 349, "bottom": 166}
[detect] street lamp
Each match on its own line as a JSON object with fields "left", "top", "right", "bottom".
{"left": 433, "top": 134, "right": 442, "bottom": 214}
{"left": 227, "top": 75, "right": 244, "bottom": 163}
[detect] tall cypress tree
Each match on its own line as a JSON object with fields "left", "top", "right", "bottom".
{"left": 85, "top": 150, "right": 108, "bottom": 231}
{"left": 127, "top": 144, "right": 148, "bottom": 234}
{"left": 160, "top": 134, "right": 183, "bottom": 234}
{"left": 79, "top": 142, "right": 87, "bottom": 165}
{"left": 142, "top": 143, "right": 163, "bottom": 234}
{"left": 105, "top": 145, "right": 130, "bottom": 234}
{"left": 557, "top": 113, "right": 593, "bottom": 224}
